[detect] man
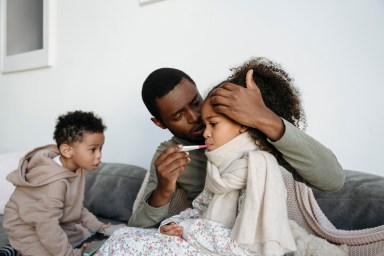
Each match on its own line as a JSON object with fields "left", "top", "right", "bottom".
{"left": 129, "top": 67, "right": 344, "bottom": 228}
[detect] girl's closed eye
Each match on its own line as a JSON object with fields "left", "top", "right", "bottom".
{"left": 209, "top": 122, "right": 217, "bottom": 127}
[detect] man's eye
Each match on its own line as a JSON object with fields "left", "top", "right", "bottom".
{"left": 210, "top": 122, "right": 217, "bottom": 127}
{"left": 192, "top": 99, "right": 201, "bottom": 107}
{"left": 173, "top": 113, "right": 182, "bottom": 120}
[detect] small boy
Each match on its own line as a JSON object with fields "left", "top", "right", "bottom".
{"left": 3, "top": 110, "right": 110, "bottom": 256}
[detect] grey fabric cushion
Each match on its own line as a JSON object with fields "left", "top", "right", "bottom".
{"left": 84, "top": 162, "right": 147, "bottom": 223}
{"left": 313, "top": 170, "right": 384, "bottom": 230}
{"left": 0, "top": 215, "right": 8, "bottom": 246}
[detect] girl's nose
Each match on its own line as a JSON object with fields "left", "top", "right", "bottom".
{"left": 203, "top": 128, "right": 211, "bottom": 138}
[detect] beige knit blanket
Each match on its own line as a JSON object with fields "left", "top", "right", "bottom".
{"left": 281, "top": 168, "right": 384, "bottom": 256}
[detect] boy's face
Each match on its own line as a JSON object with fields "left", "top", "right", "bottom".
{"left": 151, "top": 78, "right": 205, "bottom": 144}
{"left": 202, "top": 101, "right": 243, "bottom": 151}
{"left": 69, "top": 132, "right": 105, "bottom": 171}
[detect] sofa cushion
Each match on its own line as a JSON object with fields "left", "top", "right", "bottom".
{"left": 0, "top": 215, "right": 8, "bottom": 246}
{"left": 0, "top": 151, "right": 28, "bottom": 214}
{"left": 313, "top": 170, "right": 384, "bottom": 230}
{"left": 84, "top": 163, "right": 147, "bottom": 223}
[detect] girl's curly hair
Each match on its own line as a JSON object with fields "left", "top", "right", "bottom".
{"left": 208, "top": 57, "right": 307, "bottom": 159}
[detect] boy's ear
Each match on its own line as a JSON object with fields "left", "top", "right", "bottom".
{"left": 59, "top": 144, "right": 73, "bottom": 158}
{"left": 239, "top": 125, "right": 249, "bottom": 134}
{"left": 151, "top": 117, "right": 166, "bottom": 129}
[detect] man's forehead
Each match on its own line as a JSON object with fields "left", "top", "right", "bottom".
{"left": 155, "top": 80, "right": 200, "bottom": 116}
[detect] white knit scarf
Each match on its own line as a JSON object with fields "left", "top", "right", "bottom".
{"left": 204, "top": 132, "right": 297, "bottom": 255}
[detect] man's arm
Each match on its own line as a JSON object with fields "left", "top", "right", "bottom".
{"left": 271, "top": 119, "right": 344, "bottom": 191}
{"left": 128, "top": 142, "right": 190, "bottom": 228}
{"left": 128, "top": 164, "right": 170, "bottom": 228}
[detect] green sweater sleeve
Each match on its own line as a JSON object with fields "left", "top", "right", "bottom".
{"left": 128, "top": 144, "right": 172, "bottom": 228}
{"left": 271, "top": 119, "right": 345, "bottom": 192}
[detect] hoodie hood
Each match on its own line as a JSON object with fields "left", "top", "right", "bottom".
{"left": 6, "top": 144, "right": 78, "bottom": 187}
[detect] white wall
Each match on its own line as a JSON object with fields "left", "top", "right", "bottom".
{"left": 1, "top": 0, "right": 383, "bottom": 176}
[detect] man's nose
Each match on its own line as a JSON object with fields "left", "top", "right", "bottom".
{"left": 186, "top": 108, "right": 200, "bottom": 123}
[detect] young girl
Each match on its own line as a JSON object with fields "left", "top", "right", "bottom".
{"left": 96, "top": 57, "right": 347, "bottom": 255}
{"left": 3, "top": 110, "right": 111, "bottom": 256}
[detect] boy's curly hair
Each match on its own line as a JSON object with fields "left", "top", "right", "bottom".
{"left": 207, "top": 57, "right": 307, "bottom": 158}
{"left": 53, "top": 110, "right": 106, "bottom": 147}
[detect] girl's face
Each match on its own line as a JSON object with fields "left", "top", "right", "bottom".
{"left": 201, "top": 101, "right": 243, "bottom": 151}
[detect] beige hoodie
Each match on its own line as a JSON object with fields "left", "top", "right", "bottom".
{"left": 3, "top": 145, "right": 103, "bottom": 256}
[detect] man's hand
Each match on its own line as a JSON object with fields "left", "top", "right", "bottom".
{"left": 210, "top": 69, "right": 285, "bottom": 141}
{"left": 159, "top": 222, "right": 184, "bottom": 236}
{"left": 149, "top": 145, "right": 190, "bottom": 207}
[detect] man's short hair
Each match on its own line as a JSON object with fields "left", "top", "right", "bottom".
{"left": 141, "top": 68, "right": 195, "bottom": 120}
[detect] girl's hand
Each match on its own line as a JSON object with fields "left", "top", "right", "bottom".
{"left": 160, "top": 222, "right": 184, "bottom": 236}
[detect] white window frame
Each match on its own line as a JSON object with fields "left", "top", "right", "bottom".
{"left": 1, "top": 0, "right": 54, "bottom": 73}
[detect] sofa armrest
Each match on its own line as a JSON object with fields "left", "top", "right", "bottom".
{"left": 84, "top": 162, "right": 147, "bottom": 223}
{"left": 313, "top": 170, "right": 384, "bottom": 230}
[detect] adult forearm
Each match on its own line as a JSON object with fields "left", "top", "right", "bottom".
{"left": 272, "top": 119, "right": 345, "bottom": 191}
{"left": 128, "top": 194, "right": 169, "bottom": 228}
{"left": 128, "top": 188, "right": 172, "bottom": 227}
{"left": 129, "top": 183, "right": 174, "bottom": 227}
{"left": 148, "top": 187, "right": 173, "bottom": 207}
{"left": 250, "top": 111, "right": 285, "bottom": 142}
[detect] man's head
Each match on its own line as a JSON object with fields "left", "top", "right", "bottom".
{"left": 142, "top": 68, "right": 205, "bottom": 143}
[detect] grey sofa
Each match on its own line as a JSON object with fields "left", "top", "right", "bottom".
{"left": 312, "top": 170, "right": 384, "bottom": 230}
{"left": 1, "top": 163, "right": 383, "bottom": 247}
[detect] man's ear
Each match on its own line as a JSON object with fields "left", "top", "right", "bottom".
{"left": 239, "top": 125, "right": 249, "bottom": 134}
{"left": 59, "top": 144, "right": 73, "bottom": 158}
{"left": 151, "top": 117, "right": 166, "bottom": 129}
